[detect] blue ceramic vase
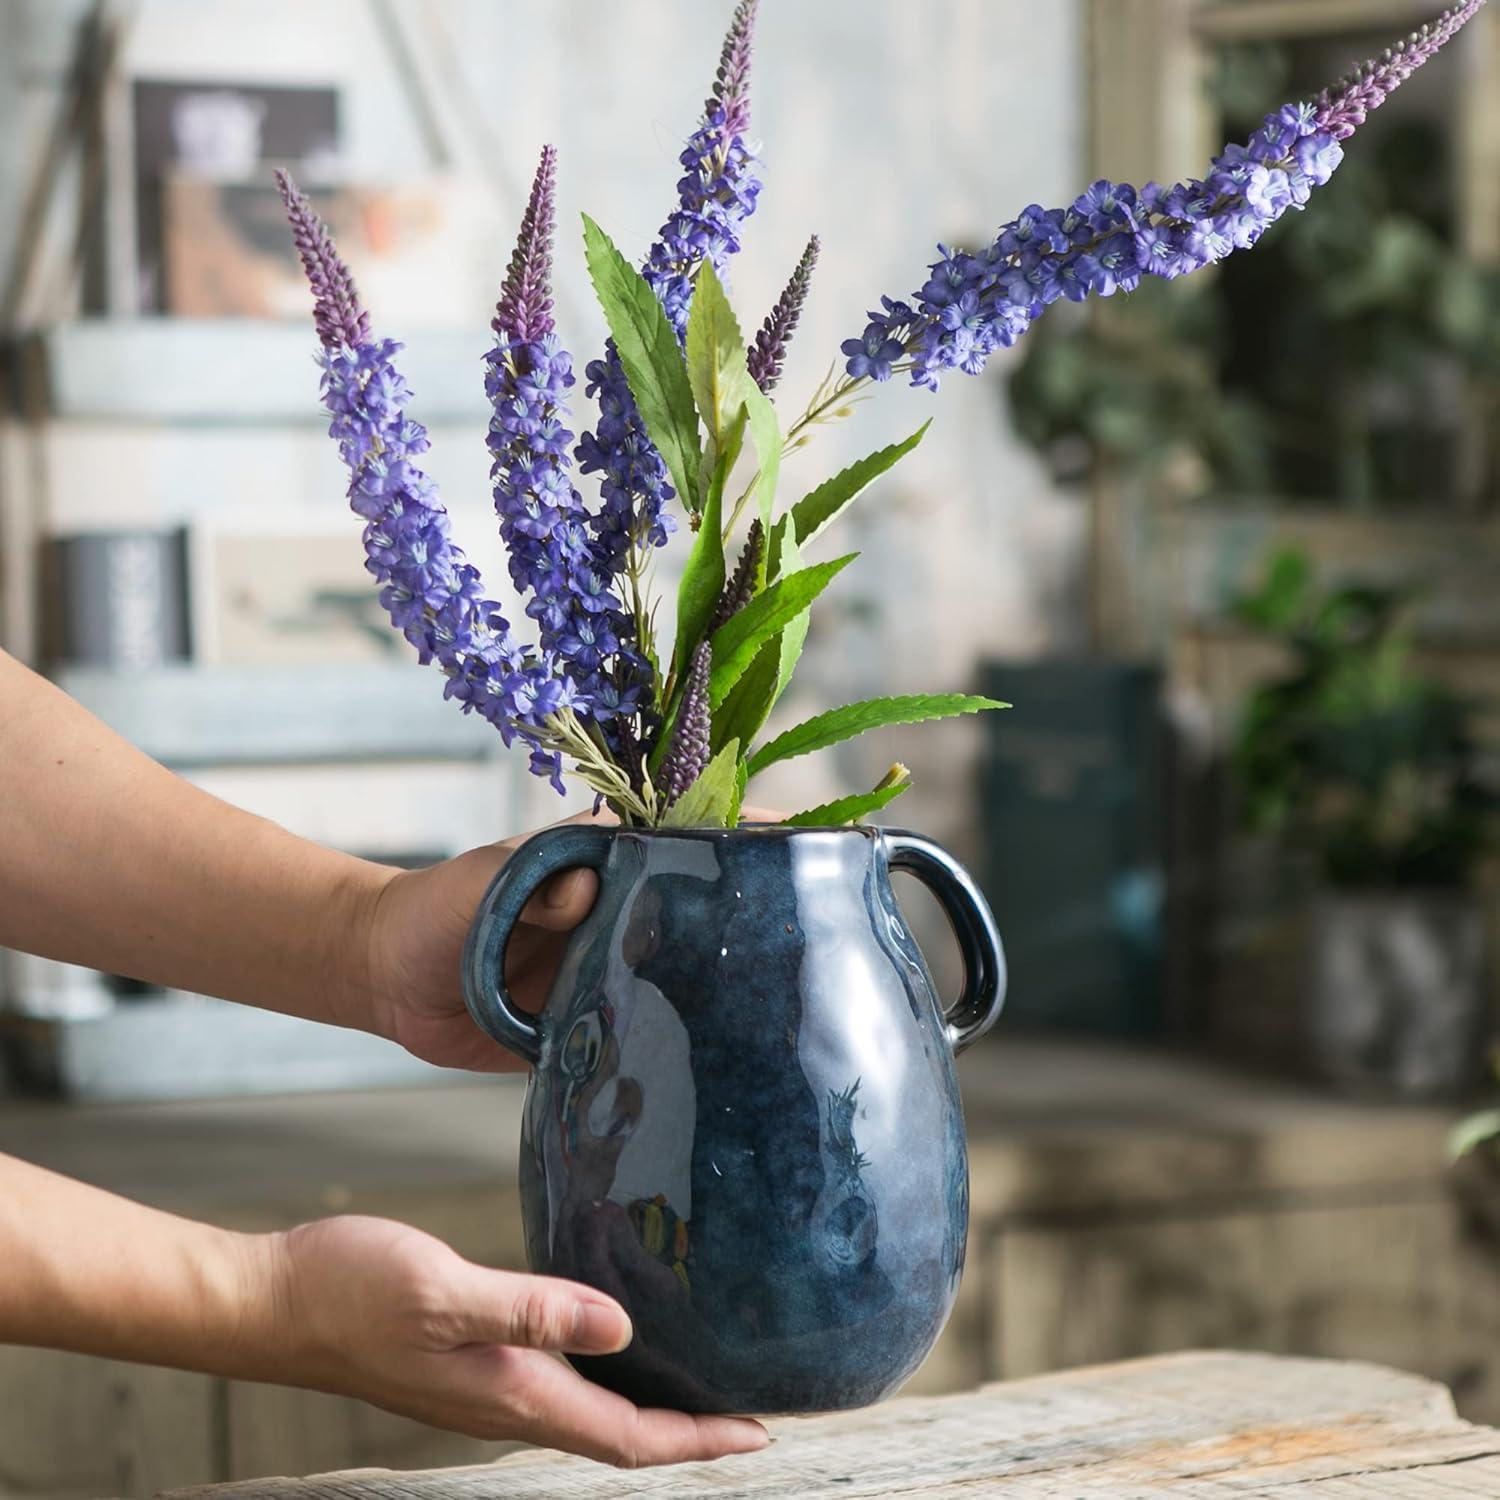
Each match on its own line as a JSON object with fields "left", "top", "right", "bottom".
{"left": 461, "top": 824, "right": 1005, "bottom": 1415}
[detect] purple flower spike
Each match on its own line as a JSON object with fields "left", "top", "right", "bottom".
{"left": 709, "top": 0, "right": 757, "bottom": 137}
{"left": 486, "top": 147, "right": 637, "bottom": 735}
{"left": 274, "top": 168, "right": 370, "bottom": 349}
{"left": 1316, "top": 1, "right": 1486, "bottom": 139}
{"left": 576, "top": 0, "right": 765, "bottom": 759}
{"left": 280, "top": 170, "right": 572, "bottom": 793}
{"left": 710, "top": 519, "right": 764, "bottom": 634}
{"left": 493, "top": 143, "right": 558, "bottom": 342}
{"left": 658, "top": 641, "right": 713, "bottom": 805}
{"left": 749, "top": 235, "right": 819, "bottom": 394}
{"left": 846, "top": 1, "right": 1483, "bottom": 392}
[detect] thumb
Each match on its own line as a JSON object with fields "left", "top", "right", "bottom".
{"left": 450, "top": 1267, "right": 632, "bottom": 1355}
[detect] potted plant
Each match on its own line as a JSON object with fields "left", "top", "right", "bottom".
{"left": 1232, "top": 546, "right": 1494, "bottom": 1098}
{"left": 279, "top": 0, "right": 1479, "bottom": 1415}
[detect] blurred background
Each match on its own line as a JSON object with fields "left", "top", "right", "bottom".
{"left": 4, "top": 0, "right": 1500, "bottom": 1493}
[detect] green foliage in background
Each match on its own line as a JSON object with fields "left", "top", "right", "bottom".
{"left": 1231, "top": 547, "right": 1494, "bottom": 888}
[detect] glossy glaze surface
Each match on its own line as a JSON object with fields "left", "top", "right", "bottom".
{"left": 463, "top": 825, "right": 1005, "bottom": 1414}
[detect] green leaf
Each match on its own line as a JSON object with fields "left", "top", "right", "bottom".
{"left": 784, "top": 779, "right": 912, "bottom": 828}
{"left": 748, "top": 693, "right": 1009, "bottom": 779}
{"left": 710, "top": 554, "right": 856, "bottom": 710}
{"left": 685, "top": 262, "right": 749, "bottom": 483}
{"left": 582, "top": 214, "right": 701, "bottom": 510}
{"left": 741, "top": 378, "right": 782, "bottom": 547}
{"left": 714, "top": 525, "right": 809, "bottom": 759}
{"left": 713, "top": 634, "right": 781, "bottom": 756}
{"left": 768, "top": 522, "right": 809, "bottom": 706}
{"left": 727, "top": 758, "right": 749, "bottom": 829}
{"left": 671, "top": 406, "right": 744, "bottom": 680}
{"left": 788, "top": 422, "right": 929, "bottom": 553}
{"left": 1450, "top": 1109, "right": 1500, "bottom": 1161}
{"left": 661, "top": 740, "right": 741, "bottom": 828}
{"left": 683, "top": 260, "right": 779, "bottom": 537}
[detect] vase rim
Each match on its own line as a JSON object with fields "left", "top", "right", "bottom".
{"left": 611, "top": 822, "right": 883, "bottom": 840}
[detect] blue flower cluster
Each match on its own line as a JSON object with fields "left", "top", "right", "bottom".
{"left": 319, "top": 338, "right": 568, "bottom": 786}
{"left": 846, "top": 106, "right": 1346, "bottom": 391}
{"left": 485, "top": 334, "right": 646, "bottom": 729}
{"left": 577, "top": 110, "right": 763, "bottom": 574}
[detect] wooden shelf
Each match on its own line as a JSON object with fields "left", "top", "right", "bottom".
{"left": 54, "top": 661, "right": 497, "bottom": 766}
{"left": 1, "top": 994, "right": 461, "bottom": 1104}
{"left": 31, "top": 319, "right": 492, "bottom": 425}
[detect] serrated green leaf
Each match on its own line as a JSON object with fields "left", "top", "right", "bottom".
{"left": 671, "top": 406, "right": 744, "bottom": 681}
{"left": 748, "top": 693, "right": 1009, "bottom": 779}
{"left": 789, "top": 422, "right": 929, "bottom": 552}
{"left": 661, "top": 739, "right": 741, "bottom": 828}
{"left": 784, "top": 779, "right": 912, "bottom": 827}
{"left": 710, "top": 553, "right": 856, "bottom": 710}
{"left": 685, "top": 263, "right": 748, "bottom": 488}
{"left": 582, "top": 214, "right": 701, "bottom": 511}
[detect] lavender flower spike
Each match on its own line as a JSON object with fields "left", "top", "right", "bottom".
{"left": 575, "top": 0, "right": 764, "bottom": 760}
{"left": 710, "top": 0, "right": 756, "bottom": 137}
{"left": 844, "top": 1, "right": 1483, "bottom": 393}
{"left": 278, "top": 171, "right": 570, "bottom": 784}
{"left": 492, "top": 144, "right": 558, "bottom": 342}
{"left": 658, "top": 642, "right": 713, "bottom": 805}
{"left": 274, "top": 168, "right": 369, "bottom": 349}
{"left": 749, "top": 235, "right": 819, "bottom": 394}
{"left": 485, "top": 147, "right": 635, "bottom": 780}
{"left": 577, "top": 0, "right": 764, "bottom": 566}
{"left": 1316, "top": 0, "right": 1486, "bottom": 139}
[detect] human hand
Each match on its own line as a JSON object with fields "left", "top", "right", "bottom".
{"left": 356, "top": 812, "right": 607, "bottom": 1073}
{"left": 266, "top": 1215, "right": 769, "bottom": 1465}
{"left": 353, "top": 807, "right": 783, "bottom": 1072}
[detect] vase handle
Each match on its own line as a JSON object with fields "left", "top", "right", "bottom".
{"left": 461, "top": 824, "right": 614, "bottom": 1066}
{"left": 881, "top": 829, "right": 1007, "bottom": 1055}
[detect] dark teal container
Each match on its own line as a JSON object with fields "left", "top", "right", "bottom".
{"left": 462, "top": 824, "right": 1005, "bottom": 1415}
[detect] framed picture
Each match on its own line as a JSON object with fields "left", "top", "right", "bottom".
{"left": 159, "top": 172, "right": 485, "bottom": 324}
{"left": 188, "top": 516, "right": 399, "bottom": 667}
{"left": 131, "top": 79, "right": 340, "bottom": 313}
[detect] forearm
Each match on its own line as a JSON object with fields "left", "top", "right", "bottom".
{"left": 0, "top": 650, "right": 391, "bottom": 1027}
{"left": 0, "top": 1152, "right": 281, "bottom": 1380}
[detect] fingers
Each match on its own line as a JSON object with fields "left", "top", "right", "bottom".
{"left": 487, "top": 1346, "right": 770, "bottom": 1468}
{"left": 443, "top": 1267, "right": 632, "bottom": 1355}
{"left": 740, "top": 804, "right": 786, "bottom": 824}
{"left": 520, "top": 866, "right": 599, "bottom": 931}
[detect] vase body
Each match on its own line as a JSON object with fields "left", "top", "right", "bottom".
{"left": 463, "top": 824, "right": 1005, "bottom": 1414}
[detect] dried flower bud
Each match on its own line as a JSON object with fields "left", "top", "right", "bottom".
{"left": 709, "top": 520, "right": 764, "bottom": 636}
{"left": 493, "top": 144, "right": 558, "bottom": 342}
{"left": 748, "top": 234, "right": 819, "bottom": 394}
{"left": 275, "top": 168, "right": 370, "bottom": 349}
{"left": 659, "top": 642, "right": 713, "bottom": 805}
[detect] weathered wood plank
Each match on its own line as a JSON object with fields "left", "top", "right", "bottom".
{"left": 222, "top": 1386, "right": 518, "bottom": 1486}
{"left": 158, "top": 1352, "right": 1500, "bottom": 1498}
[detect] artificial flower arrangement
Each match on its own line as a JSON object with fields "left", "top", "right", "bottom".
{"left": 277, "top": 0, "right": 1481, "bottom": 830}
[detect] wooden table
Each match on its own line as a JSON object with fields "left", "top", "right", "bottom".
{"left": 164, "top": 1352, "right": 1500, "bottom": 1498}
